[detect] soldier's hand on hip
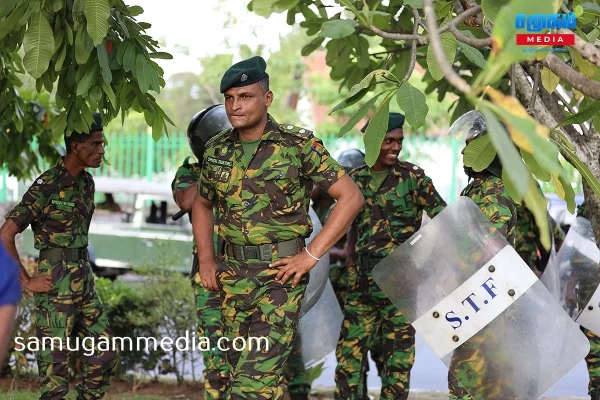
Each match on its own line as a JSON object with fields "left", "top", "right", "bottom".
{"left": 24, "top": 268, "right": 51, "bottom": 293}
{"left": 272, "top": 249, "right": 318, "bottom": 288}
{"left": 200, "top": 259, "right": 219, "bottom": 292}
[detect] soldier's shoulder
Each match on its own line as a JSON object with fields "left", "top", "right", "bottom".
{"left": 399, "top": 161, "right": 425, "bottom": 177}
{"left": 279, "top": 124, "right": 314, "bottom": 141}
{"left": 349, "top": 164, "right": 368, "bottom": 177}
{"left": 205, "top": 129, "right": 231, "bottom": 148}
{"left": 31, "top": 166, "right": 61, "bottom": 187}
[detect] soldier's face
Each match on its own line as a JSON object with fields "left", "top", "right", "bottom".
{"left": 374, "top": 128, "right": 403, "bottom": 170}
{"left": 224, "top": 84, "right": 273, "bottom": 130}
{"left": 73, "top": 131, "right": 105, "bottom": 168}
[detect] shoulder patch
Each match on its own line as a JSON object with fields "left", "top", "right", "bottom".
{"left": 400, "top": 161, "right": 424, "bottom": 175}
{"left": 280, "top": 124, "right": 313, "bottom": 138}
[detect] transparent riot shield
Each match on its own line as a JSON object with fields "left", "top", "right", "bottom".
{"left": 299, "top": 206, "right": 331, "bottom": 317}
{"left": 542, "top": 217, "right": 600, "bottom": 335}
{"left": 372, "top": 197, "right": 589, "bottom": 400}
{"left": 298, "top": 279, "right": 344, "bottom": 367}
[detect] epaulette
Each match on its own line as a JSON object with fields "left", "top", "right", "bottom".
{"left": 205, "top": 128, "right": 231, "bottom": 148}
{"left": 279, "top": 124, "right": 313, "bottom": 139}
{"left": 400, "top": 161, "right": 425, "bottom": 175}
{"left": 348, "top": 164, "right": 368, "bottom": 177}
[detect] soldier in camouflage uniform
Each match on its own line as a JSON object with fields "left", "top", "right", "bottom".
{"left": 335, "top": 113, "right": 447, "bottom": 400}
{"left": 447, "top": 110, "right": 517, "bottom": 400}
{"left": 191, "top": 56, "right": 364, "bottom": 399}
{"left": 0, "top": 113, "right": 118, "bottom": 400}
{"left": 171, "top": 105, "right": 232, "bottom": 400}
{"left": 575, "top": 202, "right": 600, "bottom": 400}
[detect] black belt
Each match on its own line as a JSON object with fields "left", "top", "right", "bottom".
{"left": 226, "top": 238, "right": 305, "bottom": 261}
{"left": 357, "top": 254, "right": 385, "bottom": 270}
{"left": 39, "top": 247, "right": 89, "bottom": 262}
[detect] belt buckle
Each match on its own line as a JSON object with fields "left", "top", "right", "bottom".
{"left": 233, "top": 245, "right": 245, "bottom": 261}
{"left": 245, "top": 246, "right": 259, "bottom": 260}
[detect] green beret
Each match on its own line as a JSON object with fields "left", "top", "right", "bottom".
{"left": 220, "top": 56, "right": 269, "bottom": 93}
{"left": 360, "top": 112, "right": 405, "bottom": 133}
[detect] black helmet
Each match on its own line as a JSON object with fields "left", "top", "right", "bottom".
{"left": 337, "top": 149, "right": 366, "bottom": 172}
{"left": 187, "top": 104, "right": 232, "bottom": 160}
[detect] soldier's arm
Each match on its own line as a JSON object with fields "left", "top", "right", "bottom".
{"left": 175, "top": 185, "right": 198, "bottom": 213}
{"left": 477, "top": 196, "right": 513, "bottom": 240}
{"left": 0, "top": 220, "right": 50, "bottom": 291}
{"left": 172, "top": 158, "right": 201, "bottom": 213}
{"left": 417, "top": 175, "right": 447, "bottom": 218}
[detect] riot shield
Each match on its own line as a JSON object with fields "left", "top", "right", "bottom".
{"left": 298, "top": 279, "right": 344, "bottom": 367}
{"left": 542, "top": 217, "right": 600, "bottom": 334}
{"left": 372, "top": 197, "right": 589, "bottom": 400}
{"left": 299, "top": 206, "right": 331, "bottom": 317}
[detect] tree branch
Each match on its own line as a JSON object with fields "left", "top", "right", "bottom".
{"left": 369, "top": 5, "right": 487, "bottom": 47}
{"left": 448, "top": 24, "right": 492, "bottom": 47}
{"left": 528, "top": 63, "right": 541, "bottom": 112}
{"left": 542, "top": 54, "right": 600, "bottom": 100}
{"left": 559, "top": 29, "right": 600, "bottom": 68}
{"left": 510, "top": 65, "right": 516, "bottom": 96}
{"left": 402, "top": 8, "right": 420, "bottom": 83}
{"left": 423, "top": 0, "right": 471, "bottom": 94}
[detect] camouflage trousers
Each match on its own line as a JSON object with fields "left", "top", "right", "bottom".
{"left": 329, "top": 264, "right": 349, "bottom": 310}
{"left": 282, "top": 335, "right": 311, "bottom": 399}
{"left": 191, "top": 275, "right": 230, "bottom": 400}
{"left": 334, "top": 262, "right": 415, "bottom": 400}
{"left": 583, "top": 327, "right": 600, "bottom": 395}
{"left": 34, "top": 257, "right": 118, "bottom": 400}
{"left": 217, "top": 258, "right": 308, "bottom": 399}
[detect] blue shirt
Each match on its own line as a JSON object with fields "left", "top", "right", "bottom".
{"left": 0, "top": 242, "right": 21, "bottom": 306}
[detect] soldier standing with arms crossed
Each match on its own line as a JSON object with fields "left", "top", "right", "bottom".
{"left": 171, "top": 105, "right": 232, "bottom": 399}
{"left": 0, "top": 113, "right": 119, "bottom": 399}
{"left": 335, "top": 113, "right": 447, "bottom": 400}
{"left": 192, "top": 56, "right": 364, "bottom": 399}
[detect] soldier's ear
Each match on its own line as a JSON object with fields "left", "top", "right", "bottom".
{"left": 265, "top": 90, "right": 273, "bottom": 107}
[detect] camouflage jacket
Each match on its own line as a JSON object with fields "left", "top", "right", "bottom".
{"left": 350, "top": 161, "right": 446, "bottom": 257}
{"left": 461, "top": 171, "right": 516, "bottom": 247}
{"left": 198, "top": 116, "right": 345, "bottom": 245}
{"left": 171, "top": 156, "right": 202, "bottom": 254}
{"left": 5, "top": 158, "right": 94, "bottom": 250}
{"left": 514, "top": 205, "right": 541, "bottom": 269}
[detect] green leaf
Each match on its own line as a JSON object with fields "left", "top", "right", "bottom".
{"left": 463, "top": 134, "right": 497, "bottom": 172}
{"left": 76, "top": 63, "right": 100, "bottom": 96}
{"left": 521, "top": 149, "right": 551, "bottom": 182}
{"left": 338, "top": 94, "right": 383, "bottom": 138}
{"left": 75, "top": 28, "right": 94, "bottom": 65}
{"left": 481, "top": 105, "right": 529, "bottom": 195}
{"left": 123, "top": 42, "right": 136, "bottom": 72}
{"left": 331, "top": 70, "right": 396, "bottom": 114}
{"left": 85, "top": 0, "right": 110, "bottom": 46}
{"left": 364, "top": 92, "right": 394, "bottom": 167}
{"left": 338, "top": 0, "right": 367, "bottom": 24}
{"left": 552, "top": 100, "right": 600, "bottom": 130}
{"left": 128, "top": 5, "right": 144, "bottom": 16}
{"left": 523, "top": 178, "right": 551, "bottom": 249}
{"left": 502, "top": 167, "right": 522, "bottom": 204}
{"left": 457, "top": 41, "right": 487, "bottom": 69}
{"left": 426, "top": 32, "right": 457, "bottom": 81}
{"left": 396, "top": 82, "right": 429, "bottom": 129}
{"left": 149, "top": 52, "right": 173, "bottom": 60}
{"left": 97, "top": 44, "right": 112, "bottom": 84}
{"left": 541, "top": 67, "right": 560, "bottom": 94}
{"left": 152, "top": 113, "right": 163, "bottom": 141}
{"left": 301, "top": 37, "right": 325, "bottom": 57}
{"left": 23, "top": 12, "right": 54, "bottom": 79}
{"left": 101, "top": 82, "right": 117, "bottom": 109}
{"left": 481, "top": 0, "right": 511, "bottom": 23}
{"left": 135, "top": 54, "right": 150, "bottom": 93}
{"left": 404, "top": 0, "right": 423, "bottom": 8}
{"left": 319, "top": 19, "right": 358, "bottom": 39}
{"left": 54, "top": 42, "right": 67, "bottom": 71}
{"left": 0, "top": 3, "right": 29, "bottom": 40}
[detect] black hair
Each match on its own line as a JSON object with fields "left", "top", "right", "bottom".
{"left": 64, "top": 132, "right": 91, "bottom": 154}
{"left": 258, "top": 75, "right": 270, "bottom": 93}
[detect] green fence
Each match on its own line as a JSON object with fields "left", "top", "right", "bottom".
{"left": 0, "top": 130, "right": 584, "bottom": 203}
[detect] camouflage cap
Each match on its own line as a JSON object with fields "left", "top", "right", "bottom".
{"left": 360, "top": 112, "right": 405, "bottom": 133}
{"left": 220, "top": 56, "right": 269, "bottom": 93}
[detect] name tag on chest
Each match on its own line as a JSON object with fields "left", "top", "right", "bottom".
{"left": 51, "top": 199, "right": 75, "bottom": 212}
